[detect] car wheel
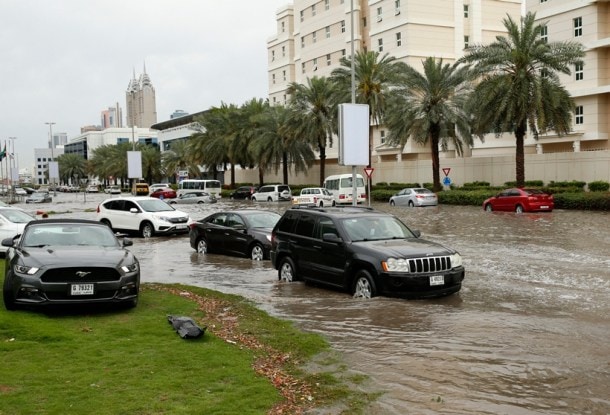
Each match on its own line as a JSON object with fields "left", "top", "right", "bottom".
{"left": 197, "top": 201, "right": 204, "bottom": 204}
{"left": 515, "top": 204, "right": 524, "bottom": 214}
{"left": 140, "top": 222, "right": 155, "bottom": 238}
{"left": 485, "top": 204, "right": 493, "bottom": 212}
{"left": 352, "top": 270, "right": 376, "bottom": 299}
{"left": 278, "top": 257, "right": 298, "bottom": 282}
{"left": 408, "top": 200, "right": 414, "bottom": 207}
{"left": 196, "top": 238, "right": 208, "bottom": 254}
{"left": 390, "top": 200, "right": 395, "bottom": 206}
{"left": 3, "top": 276, "right": 16, "bottom": 311}
{"left": 100, "top": 219, "right": 113, "bottom": 229}
{"left": 250, "top": 243, "right": 264, "bottom": 261}
{"left": 267, "top": 197, "right": 273, "bottom": 202}
{"left": 251, "top": 197, "right": 257, "bottom": 202}
{"left": 319, "top": 201, "right": 324, "bottom": 207}
{"left": 332, "top": 200, "right": 336, "bottom": 207}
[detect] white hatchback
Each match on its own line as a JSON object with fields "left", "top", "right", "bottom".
{"left": 96, "top": 196, "right": 191, "bottom": 238}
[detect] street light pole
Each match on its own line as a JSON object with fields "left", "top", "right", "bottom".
{"left": 8, "top": 137, "right": 17, "bottom": 202}
{"left": 45, "top": 122, "right": 57, "bottom": 196}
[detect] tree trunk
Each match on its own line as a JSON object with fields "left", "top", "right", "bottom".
{"left": 368, "top": 124, "right": 374, "bottom": 168}
{"left": 258, "top": 168, "right": 264, "bottom": 187}
{"left": 318, "top": 145, "right": 326, "bottom": 187}
{"left": 514, "top": 122, "right": 527, "bottom": 188}
{"left": 230, "top": 164, "right": 236, "bottom": 187}
{"left": 431, "top": 125, "right": 442, "bottom": 192}
{"left": 282, "top": 152, "right": 289, "bottom": 184}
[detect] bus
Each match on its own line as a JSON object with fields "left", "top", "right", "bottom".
{"left": 323, "top": 173, "right": 367, "bottom": 205}
{"left": 177, "top": 179, "right": 222, "bottom": 198}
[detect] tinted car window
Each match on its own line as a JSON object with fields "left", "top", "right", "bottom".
{"left": 316, "top": 217, "right": 338, "bottom": 238}
{"left": 278, "top": 185, "right": 290, "bottom": 193}
{"left": 295, "top": 214, "right": 315, "bottom": 238}
{"left": 278, "top": 212, "right": 298, "bottom": 232}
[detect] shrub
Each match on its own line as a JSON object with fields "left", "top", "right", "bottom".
{"left": 548, "top": 180, "right": 586, "bottom": 190}
{"left": 588, "top": 181, "right": 610, "bottom": 192}
{"left": 504, "top": 180, "right": 544, "bottom": 187}
{"left": 553, "top": 192, "right": 610, "bottom": 210}
{"left": 462, "top": 181, "right": 491, "bottom": 189}
{"left": 370, "top": 189, "right": 397, "bottom": 202}
{"left": 438, "top": 190, "right": 496, "bottom": 206}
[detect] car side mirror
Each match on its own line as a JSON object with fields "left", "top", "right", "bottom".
{"left": 412, "top": 230, "right": 421, "bottom": 238}
{"left": 129, "top": 208, "right": 139, "bottom": 214}
{"left": 322, "top": 233, "right": 342, "bottom": 244}
{"left": 2, "top": 237, "right": 15, "bottom": 247}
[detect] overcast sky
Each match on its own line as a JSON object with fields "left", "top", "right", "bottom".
{"left": 0, "top": 0, "right": 289, "bottom": 171}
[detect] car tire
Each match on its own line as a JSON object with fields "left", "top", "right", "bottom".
{"left": 352, "top": 270, "right": 376, "bottom": 299}
{"left": 278, "top": 257, "right": 298, "bottom": 282}
{"left": 408, "top": 201, "right": 414, "bottom": 207}
{"left": 3, "top": 276, "right": 16, "bottom": 311}
{"left": 390, "top": 200, "right": 395, "bottom": 206}
{"left": 140, "top": 222, "right": 155, "bottom": 238}
{"left": 267, "top": 197, "right": 273, "bottom": 202}
{"left": 197, "top": 201, "right": 204, "bottom": 204}
{"left": 100, "top": 218, "right": 113, "bottom": 229}
{"left": 196, "top": 238, "right": 208, "bottom": 254}
{"left": 485, "top": 204, "right": 493, "bottom": 212}
{"left": 251, "top": 197, "right": 257, "bottom": 202}
{"left": 250, "top": 243, "right": 264, "bottom": 261}
{"left": 515, "top": 204, "right": 524, "bottom": 214}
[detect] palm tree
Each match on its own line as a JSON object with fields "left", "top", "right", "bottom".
{"left": 384, "top": 57, "right": 474, "bottom": 191}
{"left": 331, "top": 51, "right": 406, "bottom": 167}
{"left": 57, "top": 153, "right": 86, "bottom": 186}
{"left": 460, "top": 12, "right": 585, "bottom": 188}
{"left": 287, "top": 76, "right": 338, "bottom": 185}
{"left": 139, "top": 144, "right": 162, "bottom": 184}
{"left": 162, "top": 139, "right": 200, "bottom": 182}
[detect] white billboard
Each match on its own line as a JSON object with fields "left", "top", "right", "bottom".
{"left": 338, "top": 103, "right": 369, "bottom": 166}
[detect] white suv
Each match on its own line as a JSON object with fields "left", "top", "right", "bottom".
{"left": 251, "top": 185, "right": 292, "bottom": 202}
{"left": 96, "top": 196, "right": 191, "bottom": 238}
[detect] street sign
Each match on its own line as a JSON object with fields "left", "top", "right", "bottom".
{"left": 443, "top": 177, "right": 452, "bottom": 186}
{"left": 363, "top": 167, "right": 374, "bottom": 178}
{"left": 442, "top": 168, "right": 451, "bottom": 176}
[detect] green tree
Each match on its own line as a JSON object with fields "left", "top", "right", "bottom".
{"left": 139, "top": 144, "right": 162, "bottom": 185}
{"left": 57, "top": 153, "right": 87, "bottom": 186}
{"left": 161, "top": 139, "right": 200, "bottom": 182}
{"left": 287, "top": 76, "right": 338, "bottom": 186}
{"left": 460, "top": 12, "right": 585, "bottom": 188}
{"left": 331, "top": 51, "right": 406, "bottom": 167}
{"left": 384, "top": 57, "right": 474, "bottom": 191}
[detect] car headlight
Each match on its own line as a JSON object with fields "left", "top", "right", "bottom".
{"left": 382, "top": 257, "right": 410, "bottom": 272}
{"left": 450, "top": 253, "right": 462, "bottom": 268}
{"left": 121, "top": 263, "right": 139, "bottom": 273}
{"left": 158, "top": 216, "right": 172, "bottom": 223}
{"left": 14, "top": 265, "right": 39, "bottom": 275}
{"left": 265, "top": 235, "right": 271, "bottom": 242}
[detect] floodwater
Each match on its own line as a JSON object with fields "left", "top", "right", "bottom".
{"left": 15, "top": 192, "right": 610, "bottom": 414}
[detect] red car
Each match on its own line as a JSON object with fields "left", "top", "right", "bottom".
{"left": 150, "top": 188, "right": 177, "bottom": 200}
{"left": 483, "top": 188, "right": 554, "bottom": 213}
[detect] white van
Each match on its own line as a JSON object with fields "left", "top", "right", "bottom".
{"left": 177, "top": 179, "right": 222, "bottom": 198}
{"left": 323, "top": 174, "right": 367, "bottom": 205}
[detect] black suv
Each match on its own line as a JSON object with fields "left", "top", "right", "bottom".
{"left": 270, "top": 206, "right": 464, "bottom": 299}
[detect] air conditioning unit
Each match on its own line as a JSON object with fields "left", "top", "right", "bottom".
{"left": 395, "top": 8, "right": 401, "bottom": 15}
{"left": 376, "top": 15, "right": 382, "bottom": 22}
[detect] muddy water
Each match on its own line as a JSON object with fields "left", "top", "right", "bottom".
{"left": 19, "top": 193, "right": 610, "bottom": 414}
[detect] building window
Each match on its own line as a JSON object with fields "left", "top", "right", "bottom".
{"left": 540, "top": 25, "right": 548, "bottom": 43}
{"left": 575, "top": 106, "right": 583, "bottom": 124}
{"left": 300, "top": 10, "right": 304, "bottom": 22}
{"left": 271, "top": 50, "right": 275, "bottom": 61}
{"left": 326, "top": 53, "right": 331, "bottom": 65}
{"left": 301, "top": 36, "right": 305, "bottom": 48}
{"left": 281, "top": 21, "right": 285, "bottom": 32}
{"left": 326, "top": 26, "right": 331, "bottom": 38}
{"left": 464, "top": 35, "right": 469, "bottom": 48}
{"left": 378, "top": 38, "right": 383, "bottom": 52}
{"left": 380, "top": 130, "right": 386, "bottom": 144}
{"left": 325, "top": 0, "right": 330, "bottom": 10}
{"left": 272, "top": 74, "right": 276, "bottom": 84}
{"left": 363, "top": 17, "right": 367, "bottom": 27}
{"left": 313, "top": 31, "right": 317, "bottom": 43}
{"left": 283, "top": 70, "right": 286, "bottom": 81}
{"left": 342, "top": 49, "right": 346, "bottom": 56}
{"left": 573, "top": 17, "right": 582, "bottom": 37}
{"left": 464, "top": 5, "right": 469, "bottom": 18}
{"left": 540, "top": 0, "right": 547, "bottom": 3}
{"left": 395, "top": 0, "right": 401, "bottom": 8}
{"left": 282, "top": 46, "right": 286, "bottom": 57}
{"left": 302, "top": 63, "right": 306, "bottom": 74}
{"left": 575, "top": 63, "right": 583, "bottom": 80}
{"left": 311, "top": 4, "right": 316, "bottom": 16}
{"left": 377, "top": 7, "right": 382, "bottom": 21}
{"left": 396, "top": 32, "right": 402, "bottom": 46}
{"left": 341, "top": 20, "right": 345, "bottom": 33}
{"left": 313, "top": 58, "right": 318, "bottom": 70}
{"left": 273, "top": 97, "right": 277, "bottom": 104}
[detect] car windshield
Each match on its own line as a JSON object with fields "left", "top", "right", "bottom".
{"left": 0, "top": 209, "right": 34, "bottom": 223}
{"left": 341, "top": 216, "right": 415, "bottom": 241}
{"left": 22, "top": 224, "right": 119, "bottom": 247}
{"left": 244, "top": 212, "right": 281, "bottom": 228}
{"left": 138, "top": 199, "right": 175, "bottom": 212}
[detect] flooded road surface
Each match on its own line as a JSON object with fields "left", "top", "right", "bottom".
{"left": 21, "top": 193, "right": 610, "bottom": 414}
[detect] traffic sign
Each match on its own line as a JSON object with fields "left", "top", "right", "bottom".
{"left": 443, "top": 177, "right": 452, "bottom": 186}
{"left": 442, "top": 168, "right": 451, "bottom": 176}
{"left": 363, "top": 167, "right": 374, "bottom": 178}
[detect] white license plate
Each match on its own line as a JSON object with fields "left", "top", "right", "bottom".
{"left": 71, "top": 284, "right": 94, "bottom": 295}
{"left": 541, "top": 206, "right": 549, "bottom": 209}
{"left": 429, "top": 275, "right": 444, "bottom": 286}
{"left": 176, "top": 224, "right": 187, "bottom": 229}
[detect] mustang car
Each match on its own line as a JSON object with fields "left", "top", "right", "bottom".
{"left": 2, "top": 219, "right": 140, "bottom": 310}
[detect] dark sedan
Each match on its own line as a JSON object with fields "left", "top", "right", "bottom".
{"left": 229, "top": 186, "right": 258, "bottom": 200}
{"left": 2, "top": 219, "right": 140, "bottom": 310}
{"left": 189, "top": 210, "right": 281, "bottom": 260}
{"left": 483, "top": 188, "right": 554, "bottom": 213}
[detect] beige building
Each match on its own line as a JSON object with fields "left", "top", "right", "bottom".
{"left": 126, "top": 66, "right": 158, "bottom": 129}
{"left": 255, "top": 0, "right": 610, "bottom": 187}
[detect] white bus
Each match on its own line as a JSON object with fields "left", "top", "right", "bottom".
{"left": 177, "top": 179, "right": 222, "bottom": 198}
{"left": 323, "top": 174, "right": 367, "bottom": 205}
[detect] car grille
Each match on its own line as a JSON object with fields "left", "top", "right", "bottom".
{"left": 167, "top": 217, "right": 189, "bottom": 224}
{"left": 40, "top": 267, "right": 121, "bottom": 283}
{"left": 409, "top": 256, "right": 451, "bottom": 273}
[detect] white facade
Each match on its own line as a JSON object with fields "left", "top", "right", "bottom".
{"left": 33, "top": 147, "right": 64, "bottom": 186}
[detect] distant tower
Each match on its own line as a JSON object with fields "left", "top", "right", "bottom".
{"left": 101, "top": 103, "right": 123, "bottom": 129}
{"left": 126, "top": 64, "right": 157, "bottom": 128}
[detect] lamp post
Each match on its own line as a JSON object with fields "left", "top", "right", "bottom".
{"left": 8, "top": 137, "right": 17, "bottom": 202}
{"left": 45, "top": 122, "right": 57, "bottom": 196}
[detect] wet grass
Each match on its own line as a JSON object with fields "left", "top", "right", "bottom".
{"left": 0, "top": 264, "right": 378, "bottom": 414}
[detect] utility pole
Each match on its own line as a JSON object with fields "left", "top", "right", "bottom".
{"left": 45, "top": 122, "right": 57, "bottom": 196}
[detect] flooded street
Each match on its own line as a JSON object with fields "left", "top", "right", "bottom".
{"left": 17, "top": 192, "right": 610, "bottom": 414}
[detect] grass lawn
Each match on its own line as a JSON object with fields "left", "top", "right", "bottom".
{"left": 0, "top": 263, "right": 377, "bottom": 414}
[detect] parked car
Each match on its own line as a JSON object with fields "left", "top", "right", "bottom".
{"left": 13, "top": 187, "right": 27, "bottom": 196}
{"left": 150, "top": 188, "right": 177, "bottom": 200}
{"left": 271, "top": 206, "right": 465, "bottom": 299}
{"left": 2, "top": 218, "right": 140, "bottom": 310}
{"left": 21, "top": 187, "right": 36, "bottom": 195}
{"left": 168, "top": 191, "right": 217, "bottom": 205}
{"left": 86, "top": 185, "right": 99, "bottom": 193}
{"left": 389, "top": 188, "right": 438, "bottom": 207}
{"left": 229, "top": 186, "right": 258, "bottom": 200}
{"left": 251, "top": 184, "right": 292, "bottom": 202}
{"left": 96, "top": 196, "right": 191, "bottom": 238}
{"left": 105, "top": 185, "right": 121, "bottom": 194}
{"left": 149, "top": 183, "right": 171, "bottom": 193}
{"left": 0, "top": 208, "right": 36, "bottom": 256}
{"left": 292, "top": 187, "right": 335, "bottom": 207}
{"left": 134, "top": 182, "right": 149, "bottom": 196}
{"left": 483, "top": 188, "right": 555, "bottom": 213}
{"left": 25, "top": 192, "right": 52, "bottom": 204}
{"left": 189, "top": 209, "right": 281, "bottom": 260}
